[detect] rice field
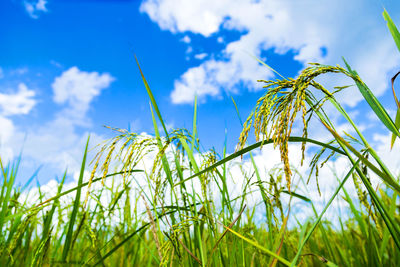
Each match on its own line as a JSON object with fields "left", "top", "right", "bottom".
{"left": 0, "top": 9, "right": 400, "bottom": 267}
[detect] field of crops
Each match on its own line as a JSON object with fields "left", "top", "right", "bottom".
{"left": 0, "top": 9, "right": 400, "bottom": 267}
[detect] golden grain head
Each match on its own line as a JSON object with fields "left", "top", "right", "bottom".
{"left": 237, "top": 63, "right": 356, "bottom": 191}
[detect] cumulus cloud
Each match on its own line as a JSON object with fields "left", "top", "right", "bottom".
{"left": 0, "top": 82, "right": 37, "bottom": 160}
{"left": 141, "top": 0, "right": 400, "bottom": 105}
{"left": 18, "top": 67, "right": 114, "bottom": 173}
{"left": 1, "top": 67, "right": 114, "bottom": 179}
{"left": 0, "top": 83, "right": 36, "bottom": 116}
{"left": 24, "top": 0, "right": 48, "bottom": 19}
{"left": 171, "top": 61, "right": 221, "bottom": 103}
{"left": 52, "top": 67, "right": 115, "bottom": 121}
{"left": 15, "top": 118, "right": 105, "bottom": 177}
{"left": 140, "top": 0, "right": 228, "bottom": 37}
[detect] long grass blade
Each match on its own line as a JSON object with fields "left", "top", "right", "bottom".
{"left": 219, "top": 222, "right": 291, "bottom": 266}
{"left": 383, "top": 9, "right": 400, "bottom": 53}
{"left": 320, "top": 119, "right": 400, "bottom": 194}
{"left": 135, "top": 56, "right": 169, "bottom": 139}
{"left": 342, "top": 58, "right": 400, "bottom": 138}
{"left": 175, "top": 137, "right": 345, "bottom": 186}
{"left": 61, "top": 136, "right": 90, "bottom": 262}
{"left": 290, "top": 160, "right": 360, "bottom": 266}
{"left": 391, "top": 108, "right": 400, "bottom": 149}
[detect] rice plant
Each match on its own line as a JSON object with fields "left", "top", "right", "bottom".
{"left": 0, "top": 8, "right": 399, "bottom": 267}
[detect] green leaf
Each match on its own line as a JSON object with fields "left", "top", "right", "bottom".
{"left": 135, "top": 56, "right": 169, "bottom": 139}
{"left": 88, "top": 210, "right": 178, "bottom": 266}
{"left": 383, "top": 10, "right": 400, "bottom": 149}
{"left": 34, "top": 170, "right": 143, "bottom": 210}
{"left": 221, "top": 223, "right": 292, "bottom": 266}
{"left": 281, "top": 190, "right": 311, "bottom": 202}
{"left": 391, "top": 108, "right": 400, "bottom": 149}
{"left": 342, "top": 58, "right": 400, "bottom": 138}
{"left": 42, "top": 170, "right": 66, "bottom": 241}
{"left": 290, "top": 161, "right": 359, "bottom": 266}
{"left": 62, "top": 136, "right": 90, "bottom": 262}
{"left": 175, "top": 137, "right": 345, "bottom": 186}
{"left": 320, "top": 119, "right": 400, "bottom": 194}
{"left": 383, "top": 9, "right": 400, "bottom": 53}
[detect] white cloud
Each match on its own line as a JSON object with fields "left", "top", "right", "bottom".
{"left": 0, "top": 116, "right": 15, "bottom": 159}
{"left": 0, "top": 116, "right": 14, "bottom": 142}
{"left": 1, "top": 67, "right": 114, "bottom": 178}
{"left": 17, "top": 67, "right": 114, "bottom": 173}
{"left": 0, "top": 83, "right": 36, "bottom": 116}
{"left": 140, "top": 0, "right": 229, "bottom": 37}
{"left": 14, "top": 119, "right": 104, "bottom": 176}
{"left": 171, "top": 61, "right": 222, "bottom": 104}
{"left": 373, "top": 132, "right": 400, "bottom": 175}
{"left": 24, "top": 0, "right": 48, "bottom": 19}
{"left": 194, "top": 53, "right": 208, "bottom": 60}
{"left": 0, "top": 78, "right": 36, "bottom": 161}
{"left": 141, "top": 0, "right": 400, "bottom": 105}
{"left": 181, "top": 35, "right": 191, "bottom": 44}
{"left": 52, "top": 67, "right": 115, "bottom": 120}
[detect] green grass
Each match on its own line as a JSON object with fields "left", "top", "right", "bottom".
{"left": 1, "top": 8, "right": 400, "bottom": 267}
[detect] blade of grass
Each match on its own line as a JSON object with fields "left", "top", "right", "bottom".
{"left": 34, "top": 170, "right": 143, "bottom": 209}
{"left": 383, "top": 9, "right": 400, "bottom": 53}
{"left": 245, "top": 52, "right": 286, "bottom": 79}
{"left": 61, "top": 136, "right": 90, "bottom": 262}
{"left": 0, "top": 156, "right": 19, "bottom": 232}
{"left": 390, "top": 72, "right": 400, "bottom": 110}
{"left": 135, "top": 55, "right": 169, "bottom": 140}
{"left": 290, "top": 160, "right": 360, "bottom": 266}
{"left": 209, "top": 204, "right": 246, "bottom": 261}
{"left": 381, "top": 9, "right": 400, "bottom": 148}
{"left": 42, "top": 170, "right": 67, "bottom": 241}
{"left": 175, "top": 137, "right": 345, "bottom": 186}
{"left": 218, "top": 222, "right": 291, "bottom": 266}
{"left": 342, "top": 58, "right": 400, "bottom": 138}
{"left": 391, "top": 72, "right": 400, "bottom": 148}
{"left": 191, "top": 94, "right": 198, "bottom": 151}
{"left": 391, "top": 105, "right": 400, "bottom": 149}
{"left": 232, "top": 96, "right": 273, "bottom": 240}
{"left": 320, "top": 119, "right": 400, "bottom": 194}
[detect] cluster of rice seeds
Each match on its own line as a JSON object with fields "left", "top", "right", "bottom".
{"left": 199, "top": 150, "right": 218, "bottom": 233}
{"left": 161, "top": 217, "right": 198, "bottom": 265}
{"left": 89, "top": 132, "right": 159, "bottom": 196}
{"left": 4, "top": 208, "right": 40, "bottom": 265}
{"left": 238, "top": 63, "right": 357, "bottom": 192}
{"left": 31, "top": 232, "right": 51, "bottom": 267}
{"left": 351, "top": 172, "right": 381, "bottom": 235}
{"left": 268, "top": 172, "right": 284, "bottom": 222}
{"left": 308, "top": 140, "right": 338, "bottom": 195}
{"left": 147, "top": 129, "right": 194, "bottom": 205}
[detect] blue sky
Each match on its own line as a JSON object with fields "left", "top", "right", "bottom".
{"left": 1, "top": 0, "right": 400, "bottom": 185}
